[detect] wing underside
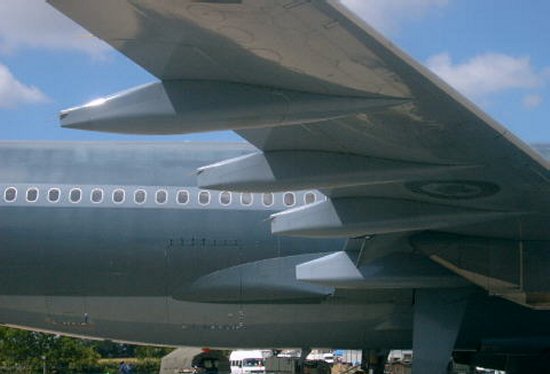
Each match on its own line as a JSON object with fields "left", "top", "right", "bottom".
{"left": 48, "top": 0, "right": 550, "bottom": 308}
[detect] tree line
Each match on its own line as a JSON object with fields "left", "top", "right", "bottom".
{"left": 0, "top": 326, "right": 172, "bottom": 373}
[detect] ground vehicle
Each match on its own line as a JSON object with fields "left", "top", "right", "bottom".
{"left": 230, "top": 350, "right": 268, "bottom": 374}
{"left": 306, "top": 352, "right": 334, "bottom": 364}
{"left": 160, "top": 348, "right": 230, "bottom": 374}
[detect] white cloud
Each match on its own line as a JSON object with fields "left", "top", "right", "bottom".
{"left": 341, "top": 0, "right": 449, "bottom": 34}
{"left": 0, "top": 63, "right": 48, "bottom": 108}
{"left": 522, "top": 94, "right": 543, "bottom": 109}
{"left": 426, "top": 52, "right": 544, "bottom": 99}
{"left": 0, "top": 0, "right": 108, "bottom": 57}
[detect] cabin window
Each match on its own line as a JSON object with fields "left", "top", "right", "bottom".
{"left": 283, "top": 192, "right": 295, "bottom": 207}
{"left": 69, "top": 188, "right": 82, "bottom": 203}
{"left": 91, "top": 188, "right": 103, "bottom": 203}
{"left": 177, "top": 190, "right": 189, "bottom": 205}
{"left": 4, "top": 187, "right": 17, "bottom": 202}
{"left": 198, "top": 191, "right": 210, "bottom": 205}
{"left": 48, "top": 188, "right": 60, "bottom": 203}
{"left": 26, "top": 188, "right": 39, "bottom": 202}
{"left": 134, "top": 189, "right": 146, "bottom": 204}
{"left": 262, "top": 192, "right": 274, "bottom": 207}
{"left": 156, "top": 189, "right": 168, "bottom": 204}
{"left": 304, "top": 192, "right": 316, "bottom": 205}
{"left": 241, "top": 192, "right": 253, "bottom": 206}
{"left": 219, "top": 191, "right": 231, "bottom": 206}
{"left": 113, "top": 189, "right": 125, "bottom": 204}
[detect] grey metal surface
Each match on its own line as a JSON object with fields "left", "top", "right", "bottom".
{"left": 196, "top": 151, "right": 474, "bottom": 192}
{"left": 48, "top": 0, "right": 549, "bottom": 243}
{"left": 60, "top": 80, "right": 404, "bottom": 135}
{"left": 0, "top": 142, "right": 548, "bottom": 359}
{"left": 296, "top": 251, "right": 467, "bottom": 290}
{"left": 5, "top": 0, "right": 550, "bottom": 365}
{"left": 412, "top": 232, "right": 550, "bottom": 309}
{"left": 412, "top": 289, "right": 470, "bottom": 374}
{"left": 0, "top": 141, "right": 404, "bottom": 349}
{"left": 270, "top": 197, "right": 515, "bottom": 238}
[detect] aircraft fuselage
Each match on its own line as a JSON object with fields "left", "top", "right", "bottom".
{"left": 0, "top": 141, "right": 548, "bottom": 350}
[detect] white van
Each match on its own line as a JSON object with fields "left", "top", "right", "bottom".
{"left": 230, "top": 350, "right": 267, "bottom": 374}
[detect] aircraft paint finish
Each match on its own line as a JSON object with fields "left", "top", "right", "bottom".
{"left": 0, "top": 142, "right": 548, "bottom": 351}
{"left": 1, "top": 0, "right": 549, "bottom": 371}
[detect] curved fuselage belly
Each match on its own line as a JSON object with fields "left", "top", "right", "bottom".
{"left": 0, "top": 295, "right": 411, "bottom": 348}
{"left": 0, "top": 202, "right": 410, "bottom": 348}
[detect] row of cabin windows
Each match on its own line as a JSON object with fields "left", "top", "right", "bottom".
{"left": 2, "top": 186, "right": 317, "bottom": 207}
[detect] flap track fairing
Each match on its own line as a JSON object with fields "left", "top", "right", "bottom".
{"left": 197, "top": 151, "right": 475, "bottom": 192}
{"left": 59, "top": 80, "right": 407, "bottom": 135}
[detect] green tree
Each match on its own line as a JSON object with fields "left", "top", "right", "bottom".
{"left": 93, "top": 339, "right": 136, "bottom": 359}
{"left": 0, "top": 327, "right": 99, "bottom": 373}
{"left": 134, "top": 345, "right": 172, "bottom": 359}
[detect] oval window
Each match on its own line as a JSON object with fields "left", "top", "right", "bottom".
{"left": 241, "top": 192, "right": 253, "bottom": 206}
{"left": 304, "top": 192, "right": 316, "bottom": 205}
{"left": 91, "top": 188, "right": 103, "bottom": 203}
{"left": 26, "top": 188, "right": 39, "bottom": 202}
{"left": 113, "top": 189, "right": 125, "bottom": 204}
{"left": 48, "top": 188, "right": 60, "bottom": 203}
{"left": 4, "top": 187, "right": 17, "bottom": 202}
{"left": 134, "top": 189, "right": 146, "bottom": 204}
{"left": 177, "top": 190, "right": 189, "bottom": 205}
{"left": 283, "top": 192, "right": 295, "bottom": 207}
{"left": 156, "top": 190, "right": 168, "bottom": 204}
{"left": 219, "top": 191, "right": 231, "bottom": 206}
{"left": 198, "top": 191, "right": 210, "bottom": 205}
{"left": 69, "top": 188, "right": 82, "bottom": 203}
{"left": 262, "top": 192, "right": 274, "bottom": 207}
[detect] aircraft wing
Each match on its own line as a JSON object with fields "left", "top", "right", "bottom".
{"left": 48, "top": 0, "right": 550, "bottom": 308}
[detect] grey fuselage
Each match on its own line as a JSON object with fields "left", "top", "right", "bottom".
{"left": 0, "top": 141, "right": 549, "bottom": 350}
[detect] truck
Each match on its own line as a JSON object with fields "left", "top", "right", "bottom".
{"left": 230, "top": 350, "right": 269, "bottom": 374}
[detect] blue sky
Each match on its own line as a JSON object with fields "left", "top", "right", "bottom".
{"left": 0, "top": 0, "right": 549, "bottom": 145}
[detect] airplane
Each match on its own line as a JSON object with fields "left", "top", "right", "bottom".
{"left": 0, "top": 1, "right": 548, "bottom": 373}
